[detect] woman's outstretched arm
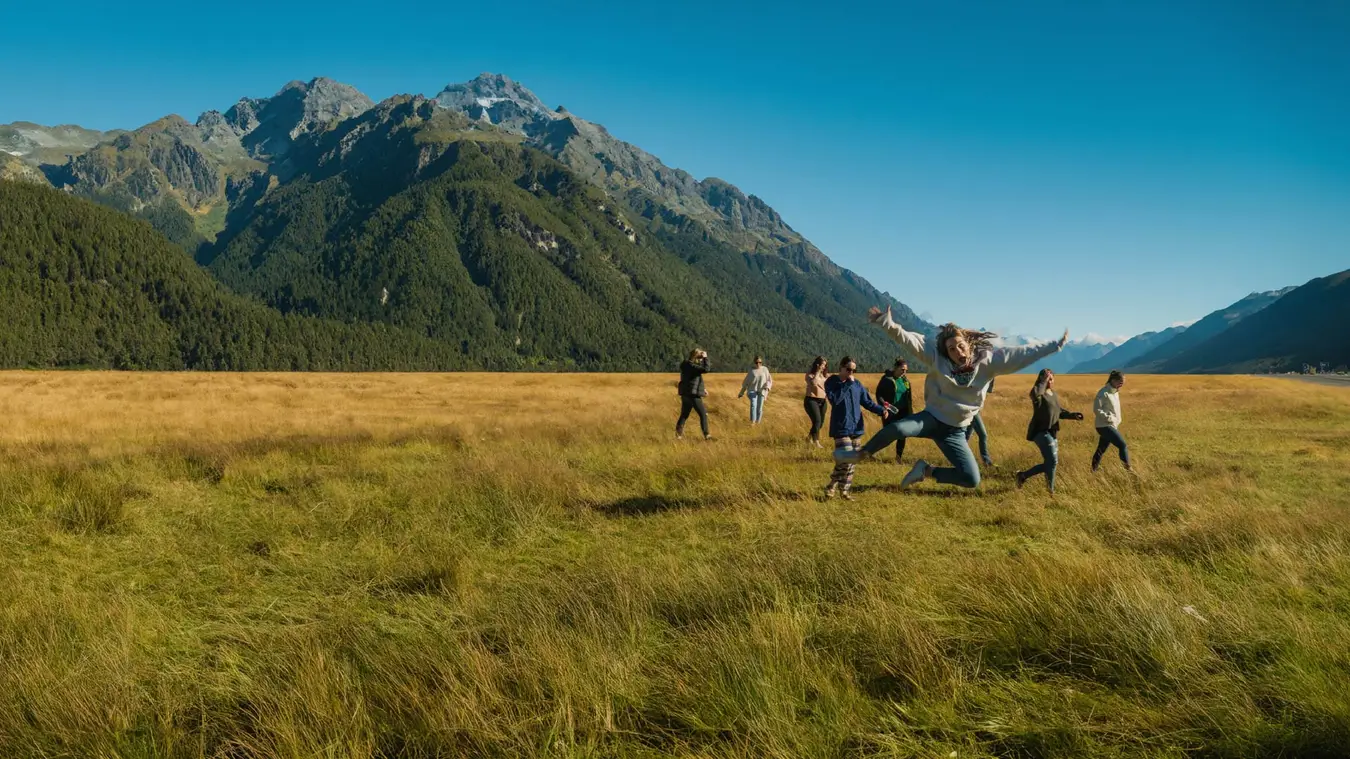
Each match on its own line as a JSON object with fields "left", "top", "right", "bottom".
{"left": 988, "top": 329, "right": 1069, "bottom": 375}
{"left": 867, "top": 305, "right": 931, "bottom": 364}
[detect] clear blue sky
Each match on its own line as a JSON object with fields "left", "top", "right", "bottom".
{"left": 4, "top": 0, "right": 1347, "bottom": 340}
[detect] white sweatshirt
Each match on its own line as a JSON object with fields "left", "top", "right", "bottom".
{"left": 1094, "top": 385, "right": 1122, "bottom": 428}
{"left": 875, "top": 310, "right": 1063, "bottom": 428}
{"left": 740, "top": 365, "right": 773, "bottom": 395}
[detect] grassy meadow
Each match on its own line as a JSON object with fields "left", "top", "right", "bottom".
{"left": 1, "top": 370, "right": 1349, "bottom": 758}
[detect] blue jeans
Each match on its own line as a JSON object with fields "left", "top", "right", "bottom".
{"left": 964, "top": 412, "right": 992, "bottom": 463}
{"left": 860, "top": 411, "right": 981, "bottom": 487}
{"left": 748, "top": 391, "right": 765, "bottom": 423}
{"left": 1021, "top": 432, "right": 1059, "bottom": 492}
{"left": 1093, "top": 426, "right": 1131, "bottom": 469}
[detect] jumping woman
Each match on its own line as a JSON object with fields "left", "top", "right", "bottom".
{"left": 837, "top": 305, "right": 1068, "bottom": 490}
{"left": 803, "top": 356, "right": 828, "bottom": 447}
{"left": 1015, "top": 368, "right": 1085, "bottom": 493}
{"left": 738, "top": 355, "right": 773, "bottom": 424}
{"left": 676, "top": 348, "right": 711, "bottom": 440}
{"left": 1092, "top": 370, "right": 1133, "bottom": 472}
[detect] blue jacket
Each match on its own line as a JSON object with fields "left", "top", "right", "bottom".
{"left": 825, "top": 375, "right": 887, "bottom": 438}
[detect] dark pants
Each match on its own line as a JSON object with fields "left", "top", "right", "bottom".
{"left": 860, "top": 411, "right": 981, "bottom": 487}
{"left": 1020, "top": 432, "right": 1059, "bottom": 492}
{"left": 804, "top": 397, "right": 826, "bottom": 441}
{"left": 1093, "top": 426, "right": 1131, "bottom": 469}
{"left": 677, "top": 396, "right": 709, "bottom": 437}
{"left": 964, "top": 412, "right": 991, "bottom": 463}
{"left": 877, "top": 412, "right": 908, "bottom": 461}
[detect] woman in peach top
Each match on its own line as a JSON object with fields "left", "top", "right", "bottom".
{"left": 803, "top": 355, "right": 828, "bottom": 447}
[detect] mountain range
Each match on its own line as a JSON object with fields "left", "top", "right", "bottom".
{"left": 1070, "top": 280, "right": 1348, "bottom": 375}
{"left": 1072, "top": 326, "right": 1193, "bottom": 375}
{"left": 1, "top": 75, "right": 933, "bottom": 371}
{"left": 3, "top": 74, "right": 1346, "bottom": 374}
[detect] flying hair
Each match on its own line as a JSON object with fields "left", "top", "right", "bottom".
{"left": 936, "top": 322, "right": 998, "bottom": 363}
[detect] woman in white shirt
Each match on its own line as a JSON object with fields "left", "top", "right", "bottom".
{"left": 738, "top": 355, "right": 774, "bottom": 424}
{"left": 1092, "top": 370, "right": 1133, "bottom": 472}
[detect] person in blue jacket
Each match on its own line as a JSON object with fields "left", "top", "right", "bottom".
{"left": 824, "top": 356, "right": 896, "bottom": 500}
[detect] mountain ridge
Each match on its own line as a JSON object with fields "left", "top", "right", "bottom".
{"left": 1123, "top": 287, "right": 1295, "bottom": 372}
{"left": 1071, "top": 326, "right": 1190, "bottom": 374}
{"left": 1148, "top": 271, "right": 1350, "bottom": 373}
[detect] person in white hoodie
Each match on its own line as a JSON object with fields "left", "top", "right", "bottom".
{"left": 737, "top": 356, "right": 774, "bottom": 424}
{"left": 1092, "top": 370, "right": 1133, "bottom": 472}
{"left": 836, "top": 305, "right": 1068, "bottom": 489}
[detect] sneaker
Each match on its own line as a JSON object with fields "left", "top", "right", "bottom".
{"left": 1092, "top": 462, "right": 1100, "bottom": 473}
{"left": 676, "top": 432, "right": 684, "bottom": 440}
{"left": 703, "top": 435, "right": 713, "bottom": 442}
{"left": 823, "top": 485, "right": 837, "bottom": 500}
{"left": 900, "top": 460, "right": 929, "bottom": 489}
{"left": 840, "top": 490, "right": 855, "bottom": 501}
{"left": 833, "top": 447, "right": 864, "bottom": 464}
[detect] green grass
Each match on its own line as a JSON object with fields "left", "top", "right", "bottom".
{"left": 192, "top": 201, "right": 229, "bottom": 242}
{"left": 0, "top": 372, "right": 1348, "bottom": 757}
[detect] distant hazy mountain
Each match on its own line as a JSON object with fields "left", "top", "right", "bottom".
{"left": 1071, "top": 326, "right": 1190, "bottom": 374}
{"left": 0, "top": 121, "right": 120, "bottom": 165}
{"left": 1017, "top": 338, "right": 1119, "bottom": 375}
{"left": 1150, "top": 270, "right": 1350, "bottom": 373}
{"left": 1124, "top": 287, "right": 1295, "bottom": 372}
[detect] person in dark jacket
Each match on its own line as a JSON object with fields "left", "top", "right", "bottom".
{"left": 874, "top": 358, "right": 915, "bottom": 463}
{"left": 675, "top": 349, "right": 711, "bottom": 440}
{"left": 1015, "top": 369, "right": 1084, "bottom": 493}
{"left": 824, "top": 356, "right": 895, "bottom": 500}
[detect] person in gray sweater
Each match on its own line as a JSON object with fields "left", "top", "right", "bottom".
{"left": 836, "top": 304, "right": 1068, "bottom": 490}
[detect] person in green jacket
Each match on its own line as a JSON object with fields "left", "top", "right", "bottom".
{"left": 874, "top": 358, "right": 914, "bottom": 463}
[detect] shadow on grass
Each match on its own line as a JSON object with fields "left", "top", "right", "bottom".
{"left": 850, "top": 482, "right": 1011, "bottom": 498}
{"left": 593, "top": 494, "right": 700, "bottom": 517}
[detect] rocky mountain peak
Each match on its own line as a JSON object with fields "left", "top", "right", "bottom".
{"left": 214, "top": 77, "right": 374, "bottom": 159}
{"left": 433, "top": 73, "right": 554, "bottom": 124}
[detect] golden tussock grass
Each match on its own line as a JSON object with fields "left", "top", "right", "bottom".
{"left": 0, "top": 370, "right": 1348, "bottom": 757}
